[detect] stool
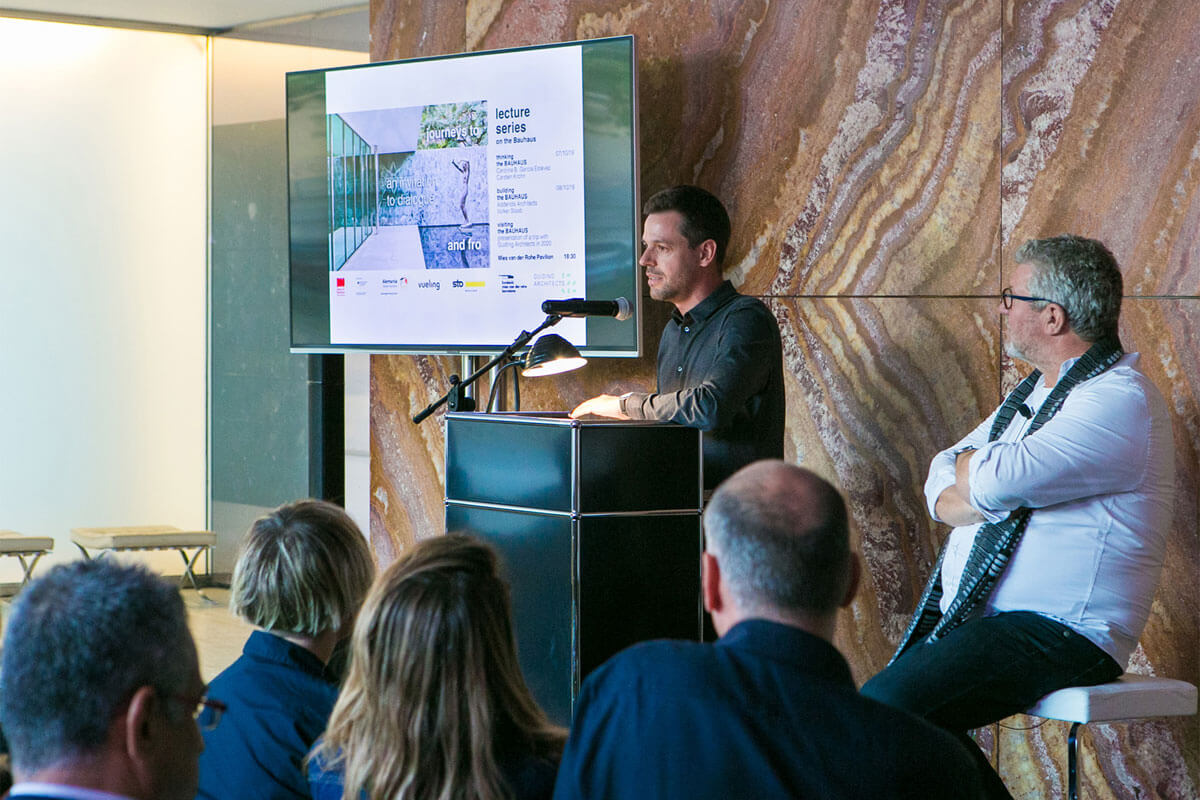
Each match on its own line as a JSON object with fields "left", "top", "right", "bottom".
{"left": 0, "top": 531, "right": 54, "bottom": 587}
{"left": 1025, "top": 674, "right": 1198, "bottom": 799}
{"left": 71, "top": 525, "right": 216, "bottom": 592}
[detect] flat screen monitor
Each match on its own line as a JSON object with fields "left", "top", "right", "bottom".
{"left": 286, "top": 36, "right": 640, "bottom": 356}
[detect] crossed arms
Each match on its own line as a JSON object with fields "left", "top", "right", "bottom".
{"left": 925, "top": 375, "right": 1153, "bottom": 529}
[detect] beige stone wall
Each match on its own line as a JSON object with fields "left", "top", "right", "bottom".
{"left": 368, "top": 2, "right": 1199, "bottom": 796}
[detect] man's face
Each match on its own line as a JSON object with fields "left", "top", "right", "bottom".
{"left": 1002, "top": 261, "right": 1047, "bottom": 365}
{"left": 639, "top": 211, "right": 709, "bottom": 308}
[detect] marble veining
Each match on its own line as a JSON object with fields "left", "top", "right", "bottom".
{"left": 369, "top": 1, "right": 1200, "bottom": 796}
{"left": 1002, "top": 0, "right": 1117, "bottom": 241}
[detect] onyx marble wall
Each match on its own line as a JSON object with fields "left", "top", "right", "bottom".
{"left": 368, "top": 1, "right": 1199, "bottom": 796}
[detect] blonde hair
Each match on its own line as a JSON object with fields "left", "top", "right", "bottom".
{"left": 231, "top": 499, "right": 375, "bottom": 636}
{"left": 312, "top": 534, "right": 565, "bottom": 800}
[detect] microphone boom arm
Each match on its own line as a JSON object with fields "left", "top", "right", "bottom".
{"left": 411, "top": 314, "right": 563, "bottom": 424}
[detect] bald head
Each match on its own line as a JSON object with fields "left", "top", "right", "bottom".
{"left": 703, "top": 460, "right": 852, "bottom": 621}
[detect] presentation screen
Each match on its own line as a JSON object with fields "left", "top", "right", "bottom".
{"left": 286, "top": 36, "right": 640, "bottom": 356}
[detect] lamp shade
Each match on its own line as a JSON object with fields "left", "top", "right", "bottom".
{"left": 522, "top": 334, "right": 588, "bottom": 377}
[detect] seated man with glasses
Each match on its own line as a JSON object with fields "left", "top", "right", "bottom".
{"left": 861, "top": 235, "right": 1175, "bottom": 799}
{"left": 0, "top": 559, "right": 214, "bottom": 800}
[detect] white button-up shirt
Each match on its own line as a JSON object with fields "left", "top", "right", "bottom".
{"left": 925, "top": 353, "right": 1175, "bottom": 666}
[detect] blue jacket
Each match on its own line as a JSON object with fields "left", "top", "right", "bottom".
{"left": 552, "top": 619, "right": 985, "bottom": 800}
{"left": 196, "top": 630, "right": 339, "bottom": 800}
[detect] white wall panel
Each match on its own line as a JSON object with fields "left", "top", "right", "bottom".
{"left": 0, "top": 18, "right": 208, "bottom": 579}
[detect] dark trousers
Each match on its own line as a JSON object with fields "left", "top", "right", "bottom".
{"left": 860, "top": 611, "right": 1122, "bottom": 799}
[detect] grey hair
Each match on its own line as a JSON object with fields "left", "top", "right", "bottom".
{"left": 0, "top": 559, "right": 194, "bottom": 773}
{"left": 703, "top": 461, "right": 851, "bottom": 616}
{"left": 1016, "top": 234, "right": 1123, "bottom": 343}
{"left": 231, "top": 499, "right": 375, "bottom": 636}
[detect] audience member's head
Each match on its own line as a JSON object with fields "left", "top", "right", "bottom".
{"left": 703, "top": 460, "right": 858, "bottom": 637}
{"left": 1015, "top": 234, "right": 1123, "bottom": 344}
{"left": 643, "top": 184, "right": 732, "bottom": 266}
{"left": 231, "top": 499, "right": 375, "bottom": 661}
{"left": 313, "top": 534, "right": 564, "bottom": 800}
{"left": 0, "top": 559, "right": 205, "bottom": 800}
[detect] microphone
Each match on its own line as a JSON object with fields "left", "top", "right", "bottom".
{"left": 1017, "top": 403, "right": 1033, "bottom": 419}
{"left": 542, "top": 297, "right": 632, "bottom": 321}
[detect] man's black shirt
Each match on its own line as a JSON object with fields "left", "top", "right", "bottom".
{"left": 620, "top": 281, "right": 785, "bottom": 488}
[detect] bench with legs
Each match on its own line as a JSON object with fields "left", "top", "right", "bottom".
{"left": 0, "top": 531, "right": 54, "bottom": 588}
{"left": 1025, "top": 674, "right": 1198, "bottom": 800}
{"left": 70, "top": 525, "right": 216, "bottom": 593}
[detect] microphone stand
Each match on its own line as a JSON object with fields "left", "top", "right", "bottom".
{"left": 411, "top": 314, "right": 563, "bottom": 424}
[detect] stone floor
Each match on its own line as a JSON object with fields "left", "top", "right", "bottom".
{"left": 184, "top": 587, "right": 255, "bottom": 683}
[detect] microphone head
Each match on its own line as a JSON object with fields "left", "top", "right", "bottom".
{"left": 540, "top": 297, "right": 633, "bottom": 320}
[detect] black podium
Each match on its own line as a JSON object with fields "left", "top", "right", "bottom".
{"left": 444, "top": 412, "right": 703, "bottom": 724}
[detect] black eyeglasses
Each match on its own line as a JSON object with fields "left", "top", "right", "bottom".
{"left": 1001, "top": 287, "right": 1055, "bottom": 309}
{"left": 172, "top": 692, "right": 228, "bottom": 732}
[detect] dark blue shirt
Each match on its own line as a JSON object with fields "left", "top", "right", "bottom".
{"left": 197, "top": 630, "right": 339, "bottom": 800}
{"left": 619, "top": 281, "right": 785, "bottom": 488}
{"left": 552, "top": 620, "right": 986, "bottom": 800}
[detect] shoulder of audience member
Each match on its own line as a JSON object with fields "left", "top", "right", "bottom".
{"left": 587, "top": 638, "right": 713, "bottom": 688}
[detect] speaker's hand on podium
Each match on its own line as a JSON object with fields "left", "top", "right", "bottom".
{"left": 570, "top": 394, "right": 630, "bottom": 420}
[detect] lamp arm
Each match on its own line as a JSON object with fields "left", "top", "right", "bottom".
{"left": 411, "top": 314, "right": 562, "bottom": 424}
{"left": 484, "top": 357, "right": 525, "bottom": 413}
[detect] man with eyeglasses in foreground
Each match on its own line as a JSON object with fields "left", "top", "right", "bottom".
{"left": 861, "top": 235, "right": 1175, "bottom": 799}
{"left": 0, "top": 559, "right": 220, "bottom": 800}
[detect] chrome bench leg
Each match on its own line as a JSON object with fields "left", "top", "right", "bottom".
{"left": 15, "top": 552, "right": 46, "bottom": 586}
{"left": 177, "top": 546, "right": 216, "bottom": 604}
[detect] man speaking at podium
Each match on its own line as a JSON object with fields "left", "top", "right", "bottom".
{"left": 571, "top": 185, "right": 785, "bottom": 489}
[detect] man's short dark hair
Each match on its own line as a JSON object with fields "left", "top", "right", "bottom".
{"left": 0, "top": 559, "right": 193, "bottom": 773}
{"left": 703, "top": 461, "right": 850, "bottom": 616}
{"left": 1016, "top": 234, "right": 1123, "bottom": 343}
{"left": 643, "top": 185, "right": 732, "bottom": 265}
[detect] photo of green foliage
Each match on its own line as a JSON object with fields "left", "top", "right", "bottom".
{"left": 418, "top": 101, "right": 487, "bottom": 149}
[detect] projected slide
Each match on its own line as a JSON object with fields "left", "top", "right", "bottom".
{"left": 324, "top": 46, "right": 587, "bottom": 347}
